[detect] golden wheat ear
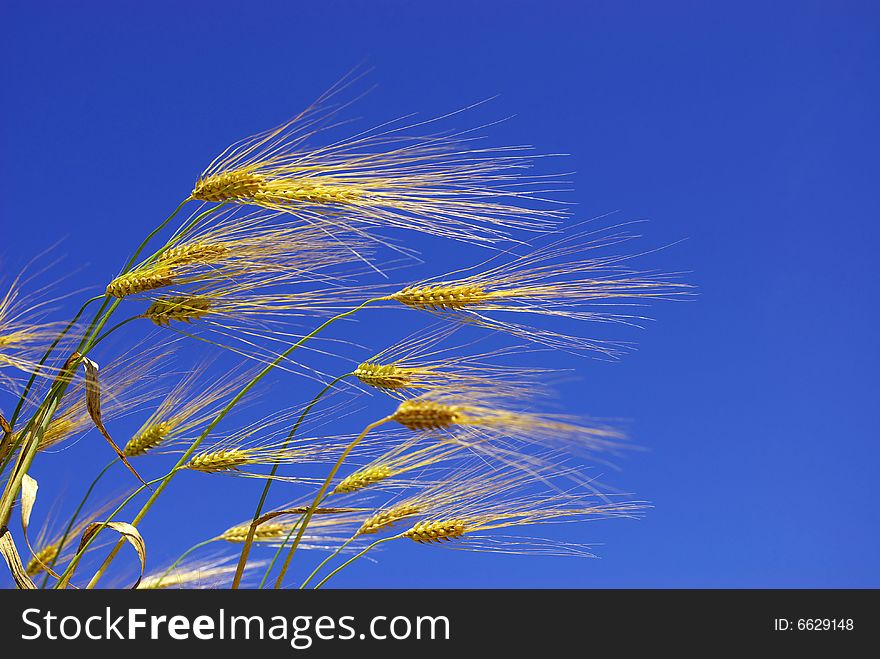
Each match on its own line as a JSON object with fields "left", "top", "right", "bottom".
{"left": 191, "top": 77, "right": 569, "bottom": 244}
{"left": 386, "top": 224, "right": 690, "bottom": 356}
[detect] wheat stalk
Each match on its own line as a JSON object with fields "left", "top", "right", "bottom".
{"left": 0, "top": 74, "right": 686, "bottom": 593}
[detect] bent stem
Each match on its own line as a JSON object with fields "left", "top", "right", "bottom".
{"left": 0, "top": 199, "right": 192, "bottom": 538}
{"left": 85, "top": 298, "right": 385, "bottom": 588}
{"left": 300, "top": 535, "right": 356, "bottom": 589}
{"left": 6, "top": 295, "right": 103, "bottom": 430}
{"left": 90, "top": 316, "right": 142, "bottom": 348}
{"left": 273, "top": 416, "right": 391, "bottom": 589}
{"left": 231, "top": 372, "right": 354, "bottom": 589}
{"left": 153, "top": 538, "right": 218, "bottom": 589}
{"left": 0, "top": 364, "right": 80, "bottom": 531}
{"left": 39, "top": 459, "right": 117, "bottom": 588}
{"left": 259, "top": 517, "right": 304, "bottom": 588}
{"left": 0, "top": 294, "right": 104, "bottom": 477}
{"left": 313, "top": 535, "right": 402, "bottom": 589}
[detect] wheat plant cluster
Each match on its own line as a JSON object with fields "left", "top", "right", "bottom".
{"left": 0, "top": 74, "right": 687, "bottom": 590}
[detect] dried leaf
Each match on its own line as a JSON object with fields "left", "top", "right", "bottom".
{"left": 18, "top": 473, "right": 64, "bottom": 581}
{"left": 80, "top": 356, "right": 149, "bottom": 489}
{"left": 0, "top": 528, "right": 37, "bottom": 589}
{"left": 0, "top": 412, "right": 13, "bottom": 462}
{"left": 78, "top": 521, "right": 146, "bottom": 589}
{"left": 20, "top": 473, "right": 38, "bottom": 535}
{"left": 0, "top": 413, "right": 12, "bottom": 437}
{"left": 20, "top": 475, "right": 61, "bottom": 582}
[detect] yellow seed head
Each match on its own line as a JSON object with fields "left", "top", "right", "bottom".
{"left": 391, "top": 399, "right": 462, "bottom": 430}
{"left": 254, "top": 180, "right": 362, "bottom": 205}
{"left": 391, "top": 284, "right": 489, "bottom": 311}
{"left": 26, "top": 544, "right": 59, "bottom": 577}
{"left": 221, "top": 522, "right": 288, "bottom": 543}
{"left": 354, "top": 362, "right": 412, "bottom": 390}
{"left": 145, "top": 296, "right": 213, "bottom": 326}
{"left": 37, "top": 417, "right": 77, "bottom": 450}
{"left": 403, "top": 519, "right": 466, "bottom": 543}
{"left": 192, "top": 171, "right": 267, "bottom": 202}
{"left": 124, "top": 421, "right": 173, "bottom": 456}
{"left": 333, "top": 465, "right": 394, "bottom": 495}
{"left": 358, "top": 504, "right": 422, "bottom": 536}
{"left": 157, "top": 242, "right": 230, "bottom": 266}
{"left": 0, "top": 331, "right": 29, "bottom": 349}
{"left": 186, "top": 449, "right": 249, "bottom": 473}
{"left": 106, "top": 267, "right": 174, "bottom": 299}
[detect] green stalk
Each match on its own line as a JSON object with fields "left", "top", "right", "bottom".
{"left": 0, "top": 294, "right": 118, "bottom": 529}
{"left": 259, "top": 517, "right": 304, "bottom": 588}
{"left": 151, "top": 538, "right": 218, "bottom": 589}
{"left": 54, "top": 472, "right": 167, "bottom": 589}
{"left": 2, "top": 200, "right": 236, "bottom": 588}
{"left": 0, "top": 295, "right": 103, "bottom": 477}
{"left": 124, "top": 198, "right": 192, "bottom": 271}
{"left": 84, "top": 298, "right": 385, "bottom": 588}
{"left": 0, "top": 366, "right": 79, "bottom": 530}
{"left": 0, "top": 199, "right": 193, "bottom": 535}
{"left": 39, "top": 459, "right": 117, "bottom": 588}
{"left": 7, "top": 295, "right": 102, "bottom": 429}
{"left": 299, "top": 535, "right": 356, "bottom": 589}
{"left": 230, "top": 372, "right": 353, "bottom": 589}
{"left": 89, "top": 316, "right": 141, "bottom": 348}
{"left": 313, "top": 535, "right": 401, "bottom": 589}
{"left": 273, "top": 416, "right": 391, "bottom": 589}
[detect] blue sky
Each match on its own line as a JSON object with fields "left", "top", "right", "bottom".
{"left": 1, "top": 1, "right": 878, "bottom": 588}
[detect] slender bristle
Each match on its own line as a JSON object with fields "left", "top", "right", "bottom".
{"left": 137, "top": 561, "right": 248, "bottom": 590}
{"left": 333, "top": 465, "right": 394, "bottom": 494}
{"left": 0, "top": 330, "right": 37, "bottom": 349}
{"left": 145, "top": 296, "right": 213, "bottom": 326}
{"left": 106, "top": 267, "right": 174, "bottom": 299}
{"left": 0, "top": 270, "right": 68, "bottom": 392}
{"left": 39, "top": 418, "right": 77, "bottom": 449}
{"left": 353, "top": 324, "right": 552, "bottom": 402}
{"left": 403, "top": 519, "right": 467, "bottom": 543}
{"left": 0, "top": 76, "right": 689, "bottom": 589}
{"left": 125, "top": 363, "right": 254, "bottom": 461}
{"left": 391, "top": 399, "right": 462, "bottom": 430}
{"left": 193, "top": 82, "right": 567, "bottom": 245}
{"left": 391, "top": 284, "right": 489, "bottom": 311}
{"left": 387, "top": 226, "right": 690, "bottom": 357}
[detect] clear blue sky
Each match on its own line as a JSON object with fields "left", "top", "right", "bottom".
{"left": 1, "top": 1, "right": 878, "bottom": 588}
